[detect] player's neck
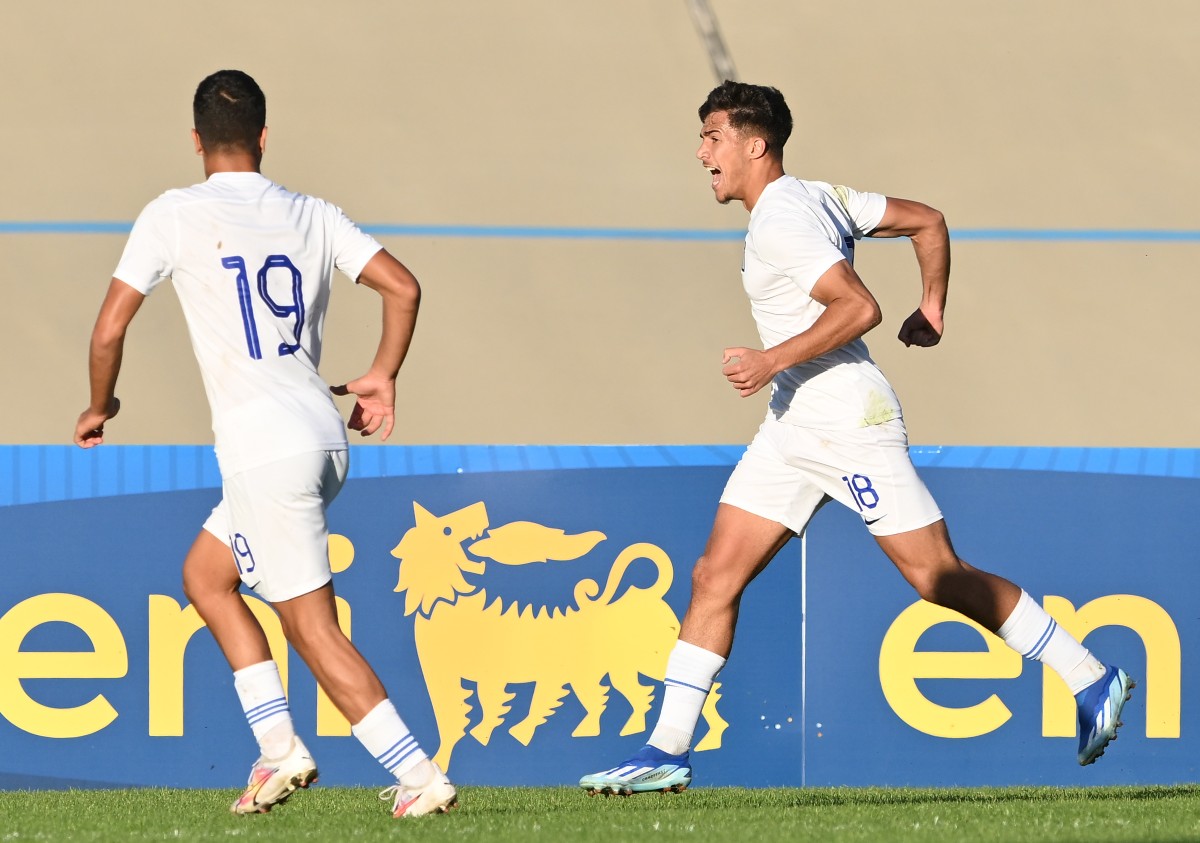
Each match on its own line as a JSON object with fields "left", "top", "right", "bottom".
{"left": 741, "top": 160, "right": 786, "bottom": 212}
{"left": 202, "top": 152, "right": 262, "bottom": 178}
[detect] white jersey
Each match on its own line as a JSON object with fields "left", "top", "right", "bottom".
{"left": 114, "top": 172, "right": 383, "bottom": 476}
{"left": 743, "top": 175, "right": 903, "bottom": 430}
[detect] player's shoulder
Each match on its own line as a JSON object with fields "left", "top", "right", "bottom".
{"left": 782, "top": 176, "right": 850, "bottom": 207}
{"left": 139, "top": 177, "right": 247, "bottom": 212}
{"left": 142, "top": 182, "right": 202, "bottom": 208}
{"left": 130, "top": 185, "right": 195, "bottom": 225}
{"left": 751, "top": 177, "right": 828, "bottom": 229}
{"left": 762, "top": 176, "right": 881, "bottom": 224}
{"left": 263, "top": 182, "right": 370, "bottom": 243}
{"left": 266, "top": 181, "right": 349, "bottom": 218}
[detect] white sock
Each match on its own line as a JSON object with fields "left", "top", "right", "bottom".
{"left": 996, "top": 590, "right": 1106, "bottom": 694}
{"left": 352, "top": 699, "right": 428, "bottom": 782}
{"left": 647, "top": 640, "right": 726, "bottom": 755}
{"left": 233, "top": 660, "right": 296, "bottom": 759}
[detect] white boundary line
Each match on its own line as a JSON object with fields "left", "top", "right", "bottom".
{"left": 800, "top": 529, "right": 808, "bottom": 788}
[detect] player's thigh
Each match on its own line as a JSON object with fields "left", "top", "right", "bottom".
{"left": 223, "top": 450, "right": 349, "bottom": 604}
{"left": 694, "top": 503, "right": 797, "bottom": 597}
{"left": 720, "top": 415, "right": 830, "bottom": 537}
{"left": 786, "top": 419, "right": 942, "bottom": 537}
{"left": 183, "top": 520, "right": 240, "bottom": 596}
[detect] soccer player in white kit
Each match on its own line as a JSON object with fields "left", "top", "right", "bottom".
{"left": 580, "top": 80, "right": 1134, "bottom": 795}
{"left": 74, "top": 70, "right": 455, "bottom": 818}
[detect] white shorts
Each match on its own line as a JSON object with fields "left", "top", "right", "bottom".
{"left": 720, "top": 415, "right": 942, "bottom": 537}
{"left": 203, "top": 450, "right": 349, "bottom": 602}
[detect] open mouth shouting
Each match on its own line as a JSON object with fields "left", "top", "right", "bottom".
{"left": 706, "top": 165, "right": 721, "bottom": 191}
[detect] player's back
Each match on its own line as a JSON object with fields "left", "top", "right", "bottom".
{"left": 115, "top": 172, "right": 382, "bottom": 475}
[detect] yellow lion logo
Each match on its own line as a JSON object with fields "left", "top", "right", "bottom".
{"left": 390, "top": 501, "right": 728, "bottom": 772}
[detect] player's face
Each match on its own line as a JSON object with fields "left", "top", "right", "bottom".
{"left": 696, "top": 111, "right": 748, "bottom": 205}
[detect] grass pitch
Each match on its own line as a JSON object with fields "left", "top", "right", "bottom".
{"left": 1, "top": 784, "right": 1198, "bottom": 842}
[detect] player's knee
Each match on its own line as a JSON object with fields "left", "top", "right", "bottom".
{"left": 907, "top": 570, "right": 942, "bottom": 603}
{"left": 690, "top": 555, "right": 747, "bottom": 604}
{"left": 279, "top": 613, "right": 343, "bottom": 656}
{"left": 904, "top": 559, "right": 966, "bottom": 605}
{"left": 181, "top": 567, "right": 236, "bottom": 608}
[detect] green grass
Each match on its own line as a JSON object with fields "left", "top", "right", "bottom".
{"left": 2, "top": 785, "right": 1198, "bottom": 842}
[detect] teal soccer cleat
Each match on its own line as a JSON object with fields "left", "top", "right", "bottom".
{"left": 1076, "top": 665, "right": 1135, "bottom": 766}
{"left": 580, "top": 745, "right": 692, "bottom": 796}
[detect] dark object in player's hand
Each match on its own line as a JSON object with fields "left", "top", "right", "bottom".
{"left": 897, "top": 309, "right": 942, "bottom": 348}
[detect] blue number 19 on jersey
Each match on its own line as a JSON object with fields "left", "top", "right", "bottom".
{"left": 221, "top": 255, "right": 305, "bottom": 359}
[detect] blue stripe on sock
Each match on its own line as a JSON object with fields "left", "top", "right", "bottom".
{"left": 385, "top": 743, "right": 422, "bottom": 774}
{"left": 1023, "top": 619, "right": 1057, "bottom": 660}
{"left": 245, "top": 697, "right": 287, "bottom": 717}
{"left": 664, "top": 677, "right": 711, "bottom": 694}
{"left": 246, "top": 699, "right": 289, "bottom": 726}
{"left": 377, "top": 736, "right": 416, "bottom": 768}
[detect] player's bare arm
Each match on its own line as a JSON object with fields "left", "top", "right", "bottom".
{"left": 868, "top": 197, "right": 950, "bottom": 347}
{"left": 330, "top": 249, "right": 421, "bottom": 441}
{"left": 722, "top": 259, "right": 882, "bottom": 397}
{"left": 74, "top": 278, "right": 145, "bottom": 447}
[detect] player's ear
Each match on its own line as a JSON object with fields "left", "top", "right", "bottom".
{"left": 258, "top": 126, "right": 268, "bottom": 156}
{"left": 749, "top": 136, "right": 767, "bottom": 160}
{"left": 191, "top": 128, "right": 204, "bottom": 156}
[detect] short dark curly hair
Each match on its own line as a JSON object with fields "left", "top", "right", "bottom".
{"left": 193, "top": 70, "right": 266, "bottom": 154}
{"left": 698, "top": 80, "right": 792, "bottom": 154}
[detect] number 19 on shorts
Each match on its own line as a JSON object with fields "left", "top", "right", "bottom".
{"left": 231, "top": 533, "right": 256, "bottom": 575}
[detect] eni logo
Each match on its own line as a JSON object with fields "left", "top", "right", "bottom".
{"left": 878, "top": 596, "right": 1181, "bottom": 739}
{"left": 389, "top": 501, "right": 728, "bottom": 772}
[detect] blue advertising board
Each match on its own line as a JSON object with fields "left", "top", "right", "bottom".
{"left": 0, "top": 445, "right": 1195, "bottom": 789}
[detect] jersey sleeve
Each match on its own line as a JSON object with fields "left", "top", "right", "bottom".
{"left": 112, "top": 196, "right": 175, "bottom": 294}
{"left": 752, "top": 210, "right": 846, "bottom": 295}
{"left": 330, "top": 206, "right": 384, "bottom": 283}
{"left": 832, "top": 184, "right": 887, "bottom": 236}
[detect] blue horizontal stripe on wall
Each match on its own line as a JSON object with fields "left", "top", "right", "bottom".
{"left": 5, "top": 221, "right": 1200, "bottom": 243}
{"left": 0, "top": 221, "right": 134, "bottom": 234}
{"left": 0, "top": 445, "right": 1195, "bottom": 508}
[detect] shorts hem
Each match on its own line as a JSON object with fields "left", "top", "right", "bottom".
{"left": 718, "top": 494, "right": 805, "bottom": 535}
{"left": 867, "top": 510, "right": 944, "bottom": 538}
{"left": 201, "top": 520, "right": 228, "bottom": 543}
{"left": 251, "top": 574, "right": 333, "bottom": 604}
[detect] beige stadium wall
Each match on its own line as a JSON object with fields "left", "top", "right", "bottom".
{"left": 3, "top": 1, "right": 1197, "bottom": 449}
